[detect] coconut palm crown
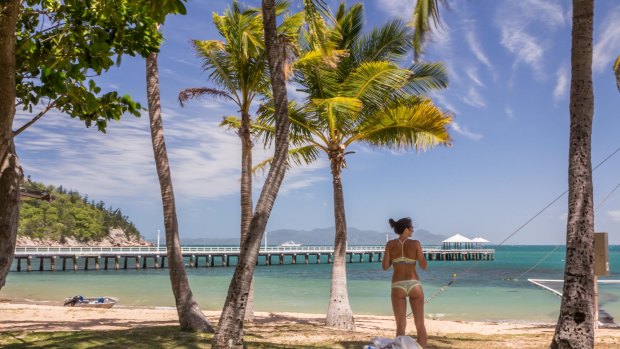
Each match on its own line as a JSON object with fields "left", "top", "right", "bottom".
{"left": 255, "top": 2, "right": 452, "bottom": 330}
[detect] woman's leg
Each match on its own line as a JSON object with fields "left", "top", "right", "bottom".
{"left": 409, "top": 286, "right": 427, "bottom": 348}
{"left": 391, "top": 287, "right": 408, "bottom": 336}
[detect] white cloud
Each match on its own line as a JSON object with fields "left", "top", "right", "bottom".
{"left": 462, "top": 87, "right": 486, "bottom": 109}
{"left": 465, "top": 66, "right": 485, "bottom": 87}
{"left": 495, "top": 0, "right": 568, "bottom": 77}
{"left": 14, "top": 104, "right": 327, "bottom": 202}
{"left": 505, "top": 106, "right": 515, "bottom": 119}
{"left": 376, "top": 0, "right": 413, "bottom": 19}
{"left": 553, "top": 65, "right": 569, "bottom": 101}
{"left": 431, "top": 93, "right": 459, "bottom": 115}
{"left": 499, "top": 24, "right": 545, "bottom": 75}
{"left": 560, "top": 212, "right": 568, "bottom": 221}
{"left": 450, "top": 121, "right": 482, "bottom": 141}
{"left": 465, "top": 30, "right": 492, "bottom": 69}
{"left": 593, "top": 6, "right": 620, "bottom": 73}
{"left": 607, "top": 210, "right": 620, "bottom": 221}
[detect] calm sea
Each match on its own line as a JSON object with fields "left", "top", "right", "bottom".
{"left": 2, "top": 245, "right": 619, "bottom": 323}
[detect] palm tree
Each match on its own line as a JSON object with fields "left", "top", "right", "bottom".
{"left": 211, "top": 1, "right": 298, "bottom": 347}
{"left": 551, "top": 1, "right": 595, "bottom": 347}
{"left": 257, "top": 2, "right": 452, "bottom": 330}
{"left": 179, "top": 2, "right": 266, "bottom": 320}
{"left": 144, "top": 1, "right": 213, "bottom": 332}
{"left": 411, "top": 1, "right": 598, "bottom": 346}
{"left": 179, "top": 1, "right": 303, "bottom": 321}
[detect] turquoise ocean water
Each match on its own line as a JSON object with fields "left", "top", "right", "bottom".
{"left": 2, "top": 245, "right": 619, "bottom": 323}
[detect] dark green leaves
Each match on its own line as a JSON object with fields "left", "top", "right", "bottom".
{"left": 15, "top": 0, "right": 173, "bottom": 133}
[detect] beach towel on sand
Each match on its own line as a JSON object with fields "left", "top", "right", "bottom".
{"left": 365, "top": 336, "right": 422, "bottom": 349}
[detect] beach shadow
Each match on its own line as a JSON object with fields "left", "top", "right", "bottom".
{"left": 0, "top": 318, "right": 176, "bottom": 332}
{"left": 1, "top": 326, "right": 211, "bottom": 349}
{"left": 250, "top": 312, "right": 318, "bottom": 326}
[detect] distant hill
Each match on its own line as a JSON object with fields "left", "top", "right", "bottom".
{"left": 182, "top": 227, "right": 447, "bottom": 246}
{"left": 17, "top": 178, "right": 149, "bottom": 246}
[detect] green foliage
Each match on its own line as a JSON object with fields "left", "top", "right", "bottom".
{"left": 19, "top": 178, "right": 141, "bottom": 243}
{"left": 15, "top": 0, "right": 181, "bottom": 133}
{"left": 254, "top": 2, "right": 452, "bottom": 172}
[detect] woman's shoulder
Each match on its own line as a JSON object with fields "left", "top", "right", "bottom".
{"left": 408, "top": 239, "right": 422, "bottom": 247}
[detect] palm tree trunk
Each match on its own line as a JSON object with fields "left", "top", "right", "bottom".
{"left": 551, "top": 1, "right": 595, "bottom": 348}
{"left": 240, "top": 110, "right": 254, "bottom": 321}
{"left": 146, "top": 51, "right": 213, "bottom": 332}
{"left": 211, "top": 1, "right": 290, "bottom": 347}
{"left": 325, "top": 156, "right": 355, "bottom": 330}
{"left": 0, "top": 0, "right": 22, "bottom": 290}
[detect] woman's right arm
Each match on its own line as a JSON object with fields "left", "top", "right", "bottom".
{"left": 416, "top": 240, "right": 427, "bottom": 270}
{"left": 382, "top": 242, "right": 391, "bottom": 270}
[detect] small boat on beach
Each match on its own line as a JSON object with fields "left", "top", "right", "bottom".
{"left": 64, "top": 295, "right": 118, "bottom": 309}
{"left": 280, "top": 241, "right": 302, "bottom": 247}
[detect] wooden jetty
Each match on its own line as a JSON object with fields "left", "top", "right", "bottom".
{"left": 12, "top": 246, "right": 495, "bottom": 272}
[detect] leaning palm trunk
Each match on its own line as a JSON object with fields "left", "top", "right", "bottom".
{"left": 325, "top": 152, "right": 355, "bottom": 330}
{"left": 239, "top": 111, "right": 255, "bottom": 320}
{"left": 146, "top": 51, "right": 213, "bottom": 332}
{"left": 551, "top": 0, "right": 595, "bottom": 348}
{"left": 211, "top": 1, "right": 290, "bottom": 347}
{"left": 0, "top": 0, "right": 22, "bottom": 290}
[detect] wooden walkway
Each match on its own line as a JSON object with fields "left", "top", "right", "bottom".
{"left": 12, "top": 246, "right": 495, "bottom": 272}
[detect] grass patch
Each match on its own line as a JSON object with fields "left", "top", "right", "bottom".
{"left": 0, "top": 326, "right": 617, "bottom": 348}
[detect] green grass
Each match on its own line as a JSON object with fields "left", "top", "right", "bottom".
{"left": 0, "top": 326, "right": 617, "bottom": 348}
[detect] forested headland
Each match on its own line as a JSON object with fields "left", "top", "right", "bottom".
{"left": 18, "top": 177, "right": 150, "bottom": 246}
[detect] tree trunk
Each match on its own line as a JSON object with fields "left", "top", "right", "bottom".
{"left": 325, "top": 153, "right": 355, "bottom": 330}
{"left": 239, "top": 109, "right": 254, "bottom": 321}
{"left": 146, "top": 51, "right": 213, "bottom": 332}
{"left": 211, "top": 1, "right": 290, "bottom": 347}
{"left": 551, "top": 1, "right": 595, "bottom": 348}
{"left": 0, "top": 0, "right": 22, "bottom": 290}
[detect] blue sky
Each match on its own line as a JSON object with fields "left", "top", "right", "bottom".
{"left": 14, "top": 0, "right": 620, "bottom": 245}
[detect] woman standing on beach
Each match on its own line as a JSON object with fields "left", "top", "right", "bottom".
{"left": 383, "top": 217, "right": 428, "bottom": 348}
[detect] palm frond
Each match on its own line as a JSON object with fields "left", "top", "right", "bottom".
{"left": 219, "top": 115, "right": 279, "bottom": 138}
{"left": 256, "top": 99, "right": 321, "bottom": 147}
{"left": 334, "top": 2, "right": 364, "bottom": 50}
{"left": 401, "top": 62, "right": 449, "bottom": 95}
{"left": 614, "top": 55, "right": 620, "bottom": 92}
{"left": 412, "top": 0, "right": 446, "bottom": 62}
{"left": 252, "top": 145, "right": 321, "bottom": 175}
{"left": 353, "top": 19, "right": 412, "bottom": 64}
{"left": 191, "top": 39, "right": 240, "bottom": 100}
{"left": 350, "top": 98, "right": 452, "bottom": 151}
{"left": 219, "top": 115, "right": 241, "bottom": 130}
{"left": 178, "top": 87, "right": 235, "bottom": 107}
{"left": 342, "top": 61, "right": 412, "bottom": 105}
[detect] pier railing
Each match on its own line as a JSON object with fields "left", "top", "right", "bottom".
{"left": 14, "top": 245, "right": 393, "bottom": 255}
{"left": 14, "top": 245, "right": 496, "bottom": 256}
{"left": 11, "top": 245, "right": 495, "bottom": 272}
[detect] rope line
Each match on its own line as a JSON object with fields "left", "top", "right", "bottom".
{"left": 418, "top": 144, "right": 620, "bottom": 306}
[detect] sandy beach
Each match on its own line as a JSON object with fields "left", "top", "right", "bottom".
{"left": 1, "top": 301, "right": 619, "bottom": 348}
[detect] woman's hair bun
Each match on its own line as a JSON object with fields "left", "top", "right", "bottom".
{"left": 388, "top": 218, "right": 396, "bottom": 227}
